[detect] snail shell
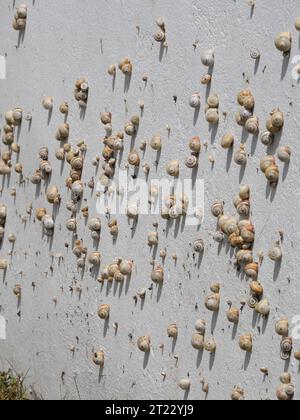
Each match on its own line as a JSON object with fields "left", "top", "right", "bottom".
{"left": 124, "top": 122, "right": 136, "bottom": 136}
{"left": 234, "top": 145, "right": 247, "bottom": 166}
{"left": 295, "top": 18, "right": 300, "bottom": 31}
{"left": 227, "top": 308, "right": 240, "bottom": 324}
{"left": 236, "top": 250, "right": 253, "bottom": 265}
{"left": 245, "top": 116, "right": 259, "bottom": 134}
{"left": 265, "top": 164, "right": 279, "bottom": 185}
{"left": 221, "top": 134, "right": 234, "bottom": 149}
{"left": 239, "top": 333, "right": 253, "bottom": 352}
{"left": 137, "top": 336, "right": 151, "bottom": 353}
{"left": 204, "top": 338, "right": 217, "bottom": 353}
{"left": 201, "top": 49, "right": 215, "bottom": 66}
{"left": 71, "top": 156, "right": 84, "bottom": 171}
{"left": 211, "top": 202, "right": 224, "bottom": 218}
{"left": 71, "top": 181, "right": 84, "bottom": 199}
{"left": 189, "top": 93, "right": 201, "bottom": 108}
{"left": 236, "top": 200, "right": 250, "bottom": 217}
{"left": 56, "top": 123, "right": 69, "bottom": 141}
{"left": 150, "top": 135, "right": 162, "bottom": 151}
{"left": 98, "top": 304, "right": 110, "bottom": 320}
{"left": 281, "top": 337, "right": 293, "bottom": 354}
{"left": 154, "top": 29, "right": 166, "bottom": 43}
{"left": 151, "top": 265, "right": 164, "bottom": 284}
{"left": 108, "top": 64, "right": 116, "bottom": 76}
{"left": 55, "top": 148, "right": 65, "bottom": 161}
{"left": 100, "top": 112, "right": 112, "bottom": 125}
{"left": 255, "top": 299, "right": 271, "bottom": 317}
{"left": 260, "top": 156, "right": 275, "bottom": 173}
{"left": 250, "top": 281, "right": 264, "bottom": 297}
{"left": 0, "top": 205, "right": 7, "bottom": 220}
{"left": 205, "top": 293, "right": 220, "bottom": 312}
{"left": 239, "top": 185, "right": 250, "bottom": 200}
{"left": 275, "top": 319, "right": 289, "bottom": 337}
{"left": 206, "top": 108, "right": 219, "bottom": 124}
{"left": 36, "top": 208, "right": 47, "bottom": 221}
{"left": 201, "top": 74, "right": 212, "bottom": 85}
{"left": 46, "top": 186, "right": 60, "bottom": 205}
{"left": 66, "top": 218, "right": 77, "bottom": 232}
{"left": 185, "top": 155, "right": 198, "bottom": 169}
{"left": 40, "top": 160, "right": 52, "bottom": 175}
{"left": 277, "top": 146, "right": 291, "bottom": 163}
{"left": 42, "top": 96, "right": 53, "bottom": 111}
{"left": 213, "top": 231, "right": 225, "bottom": 243}
{"left": 224, "top": 218, "right": 238, "bottom": 235}
{"left": 167, "top": 324, "right": 178, "bottom": 339}
{"left": 189, "top": 136, "right": 201, "bottom": 153}
{"left": 231, "top": 387, "right": 245, "bottom": 401}
{"left": 119, "top": 260, "right": 133, "bottom": 275}
{"left": 88, "top": 217, "right": 101, "bottom": 232}
{"left": 148, "top": 231, "right": 159, "bottom": 247}
{"left": 178, "top": 379, "right": 190, "bottom": 391}
{"left": 13, "top": 284, "right": 22, "bottom": 297}
{"left": 12, "top": 108, "right": 22, "bottom": 125}
{"left": 268, "top": 243, "right": 282, "bottom": 261}
{"left": 88, "top": 252, "right": 101, "bottom": 266}
{"left": 270, "top": 109, "right": 285, "bottom": 130}
{"left": 207, "top": 95, "right": 219, "bottom": 109}
{"left": 119, "top": 58, "right": 133, "bottom": 75}
{"left": 244, "top": 262, "right": 259, "bottom": 279}
{"left": 294, "top": 350, "right": 300, "bottom": 361}
{"left": 274, "top": 32, "right": 292, "bottom": 53}
{"left": 39, "top": 147, "right": 49, "bottom": 161}
{"left": 195, "top": 319, "right": 206, "bottom": 335}
{"left": 191, "top": 333, "right": 204, "bottom": 350}
{"left": 128, "top": 150, "right": 140, "bottom": 167}
{"left": 114, "top": 271, "right": 125, "bottom": 282}
{"left": 0, "top": 259, "right": 8, "bottom": 270}
{"left": 237, "top": 89, "right": 253, "bottom": 107}
{"left": 59, "top": 101, "right": 69, "bottom": 114}
{"left": 250, "top": 48, "right": 260, "bottom": 60}
{"left": 42, "top": 214, "right": 55, "bottom": 230}
{"left": 93, "top": 351, "right": 105, "bottom": 367}
{"left": 193, "top": 239, "right": 205, "bottom": 253}
{"left": 261, "top": 131, "right": 274, "bottom": 146}
{"left": 166, "top": 160, "right": 179, "bottom": 177}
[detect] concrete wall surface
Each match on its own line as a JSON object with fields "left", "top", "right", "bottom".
{"left": 0, "top": 0, "right": 300, "bottom": 400}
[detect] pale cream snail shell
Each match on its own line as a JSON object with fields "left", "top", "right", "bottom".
{"left": 88, "top": 252, "right": 101, "bottom": 266}
{"left": 231, "top": 387, "right": 245, "bottom": 401}
{"left": 201, "top": 49, "right": 215, "bottom": 66}
{"left": 189, "top": 136, "right": 201, "bottom": 153}
{"left": 127, "top": 150, "right": 140, "bottom": 167}
{"left": 193, "top": 239, "right": 205, "bottom": 253}
{"left": 191, "top": 333, "right": 204, "bottom": 350}
{"left": 137, "top": 335, "right": 151, "bottom": 353}
{"left": 277, "top": 146, "right": 291, "bottom": 163}
{"left": 93, "top": 351, "right": 105, "bottom": 367}
{"left": 195, "top": 319, "right": 206, "bottom": 335}
{"left": 239, "top": 333, "right": 253, "bottom": 352}
{"left": 227, "top": 308, "right": 240, "bottom": 324}
{"left": 119, "top": 260, "right": 133, "bottom": 275}
{"left": 167, "top": 324, "right": 178, "bottom": 339}
{"left": 211, "top": 202, "right": 224, "bottom": 218}
{"left": 178, "top": 379, "right": 190, "bottom": 391}
{"left": 237, "top": 89, "right": 255, "bottom": 110}
{"left": 245, "top": 116, "right": 259, "bottom": 134}
{"left": 255, "top": 299, "right": 271, "bottom": 317}
{"left": 221, "top": 134, "right": 234, "bottom": 149}
{"left": 151, "top": 135, "right": 162, "bottom": 151}
{"left": 236, "top": 250, "right": 253, "bottom": 265}
{"left": 59, "top": 101, "right": 69, "bottom": 114}
{"left": 189, "top": 93, "right": 201, "bottom": 108}
{"left": 98, "top": 304, "right": 110, "bottom": 320}
{"left": 151, "top": 265, "right": 164, "bottom": 284}
{"left": 268, "top": 243, "right": 282, "bottom": 261}
{"left": 205, "top": 293, "right": 220, "bottom": 312}
{"left": 148, "top": 231, "right": 159, "bottom": 247}
{"left": 42, "top": 96, "right": 53, "bottom": 111}
{"left": 185, "top": 155, "right": 198, "bottom": 169}
{"left": 260, "top": 131, "right": 274, "bottom": 146}
{"left": 205, "top": 108, "right": 219, "bottom": 124}
{"left": 275, "top": 318, "right": 289, "bottom": 337}
{"left": 0, "top": 259, "right": 8, "bottom": 270}
{"left": 204, "top": 338, "right": 217, "bottom": 353}
{"left": 119, "top": 57, "right": 133, "bottom": 75}
{"left": 234, "top": 145, "right": 247, "bottom": 166}
{"left": 244, "top": 262, "right": 259, "bottom": 279}
{"left": 66, "top": 218, "right": 77, "bottom": 232}
{"left": 274, "top": 32, "right": 292, "bottom": 53}
{"left": 166, "top": 160, "right": 179, "bottom": 177}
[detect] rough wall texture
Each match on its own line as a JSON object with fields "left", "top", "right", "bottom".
{"left": 0, "top": 0, "right": 300, "bottom": 401}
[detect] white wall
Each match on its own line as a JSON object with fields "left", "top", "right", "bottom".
{"left": 0, "top": 0, "right": 300, "bottom": 400}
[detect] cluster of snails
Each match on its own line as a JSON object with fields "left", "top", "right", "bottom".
{"left": 118, "top": 58, "right": 133, "bottom": 76}
{"left": 235, "top": 89, "right": 256, "bottom": 130}
{"left": 260, "top": 156, "right": 280, "bottom": 187}
{"left": 160, "top": 194, "right": 189, "bottom": 221}
{"left": 0, "top": 204, "right": 7, "bottom": 242}
{"left": 186, "top": 136, "right": 201, "bottom": 169}
{"left": 12, "top": 4, "right": 27, "bottom": 31}
{"left": 35, "top": 207, "right": 55, "bottom": 236}
{"left": 231, "top": 387, "right": 245, "bottom": 401}
{"left": 74, "top": 78, "right": 89, "bottom": 108}
{"left": 191, "top": 318, "right": 216, "bottom": 354}
{"left": 2, "top": 107, "right": 22, "bottom": 148}
{"left": 153, "top": 18, "right": 167, "bottom": 46}
{"left": 275, "top": 319, "right": 295, "bottom": 361}
{"left": 98, "top": 258, "right": 133, "bottom": 284}
{"left": 205, "top": 95, "right": 219, "bottom": 125}
{"left": 276, "top": 373, "right": 295, "bottom": 401}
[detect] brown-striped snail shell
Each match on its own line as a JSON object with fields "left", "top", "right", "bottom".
{"left": 227, "top": 308, "right": 240, "bottom": 324}
{"left": 189, "top": 93, "right": 201, "bottom": 108}
{"left": 195, "top": 319, "right": 206, "bottom": 335}
{"left": 55, "top": 148, "right": 65, "bottom": 161}
{"left": 204, "top": 338, "right": 217, "bottom": 353}
{"left": 239, "top": 333, "right": 253, "bottom": 352}
{"left": 71, "top": 156, "right": 84, "bottom": 171}
{"left": 0, "top": 204, "right": 7, "bottom": 220}
{"left": 274, "top": 32, "right": 292, "bottom": 53}
{"left": 249, "top": 281, "right": 264, "bottom": 297}
{"left": 268, "top": 243, "right": 282, "bottom": 261}
{"left": 205, "top": 293, "right": 220, "bottom": 312}
{"left": 167, "top": 324, "right": 178, "bottom": 339}
{"left": 88, "top": 252, "right": 101, "bottom": 266}
{"left": 276, "top": 384, "right": 294, "bottom": 401}
{"left": 236, "top": 200, "right": 250, "bottom": 217}
{"left": 98, "top": 304, "right": 110, "bottom": 320}
{"left": 235, "top": 109, "right": 251, "bottom": 127}
{"left": 207, "top": 94, "right": 219, "bottom": 109}
{"left": 193, "top": 239, "right": 205, "bottom": 253}
{"left": 148, "top": 231, "right": 158, "bottom": 247}
{"left": 255, "top": 299, "right": 271, "bottom": 317}
{"left": 206, "top": 108, "right": 219, "bottom": 124}
{"left": 234, "top": 145, "right": 247, "bottom": 166}
{"left": 201, "top": 49, "right": 215, "bottom": 67}
{"left": 221, "top": 134, "right": 234, "bottom": 149}
{"left": 93, "top": 351, "right": 105, "bottom": 367}
{"left": 128, "top": 150, "right": 140, "bottom": 167}
{"left": 277, "top": 146, "right": 291, "bottom": 163}
{"left": 237, "top": 89, "right": 254, "bottom": 109}
{"left": 244, "top": 262, "right": 259, "bottom": 279}
{"left": 245, "top": 116, "right": 259, "bottom": 134}
{"left": 231, "top": 387, "right": 245, "bottom": 401}
{"left": 119, "top": 57, "right": 133, "bottom": 75}
{"left": 66, "top": 218, "right": 77, "bottom": 232}
{"left": 166, "top": 160, "right": 179, "bottom": 177}
{"left": 154, "top": 28, "right": 166, "bottom": 43}
{"left": 189, "top": 136, "right": 201, "bottom": 153}
{"left": 137, "top": 336, "right": 151, "bottom": 353}
{"left": 185, "top": 155, "right": 198, "bottom": 169}
{"left": 275, "top": 318, "right": 289, "bottom": 337}
{"left": 191, "top": 333, "right": 204, "bottom": 350}
{"left": 211, "top": 202, "right": 224, "bottom": 218}
{"left": 151, "top": 265, "right": 164, "bottom": 284}
{"left": 261, "top": 131, "right": 274, "bottom": 146}
{"left": 46, "top": 186, "right": 60, "bottom": 205}
{"left": 42, "top": 96, "right": 53, "bottom": 111}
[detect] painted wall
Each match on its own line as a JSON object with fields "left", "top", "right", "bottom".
{"left": 0, "top": 0, "right": 300, "bottom": 400}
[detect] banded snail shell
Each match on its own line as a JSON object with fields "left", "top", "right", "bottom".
{"left": 211, "top": 202, "right": 224, "bottom": 218}
{"left": 167, "top": 324, "right": 178, "bottom": 339}
{"left": 185, "top": 155, "right": 198, "bottom": 169}
{"left": 261, "top": 131, "right": 274, "bottom": 146}
{"left": 66, "top": 218, "right": 77, "bottom": 232}
{"left": 98, "top": 304, "right": 110, "bottom": 320}
{"left": 137, "top": 336, "right": 151, "bottom": 353}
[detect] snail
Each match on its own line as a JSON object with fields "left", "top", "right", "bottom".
{"left": 40, "top": 160, "right": 52, "bottom": 175}
{"left": 294, "top": 350, "right": 300, "bottom": 361}
{"left": 0, "top": 259, "right": 8, "bottom": 270}
{"left": 213, "top": 231, "right": 225, "bottom": 243}
{"left": 98, "top": 304, "right": 110, "bottom": 320}
{"left": 39, "top": 147, "right": 49, "bottom": 161}
{"left": 93, "top": 351, "right": 105, "bottom": 367}
{"left": 189, "top": 136, "right": 201, "bottom": 153}
{"left": 88, "top": 217, "right": 101, "bottom": 232}
{"left": 268, "top": 243, "right": 282, "bottom": 261}
{"left": 237, "top": 89, "right": 255, "bottom": 110}
{"left": 191, "top": 333, "right": 204, "bottom": 350}
{"left": 178, "top": 379, "right": 190, "bottom": 391}
{"left": 261, "top": 131, "right": 274, "bottom": 146}
{"left": 245, "top": 116, "right": 259, "bottom": 134}
{"left": 42, "top": 96, "right": 53, "bottom": 111}
{"left": 276, "top": 384, "right": 294, "bottom": 401}
{"left": 66, "top": 218, "right": 77, "bottom": 232}
{"left": 223, "top": 218, "right": 238, "bottom": 235}
{"left": 71, "top": 157, "right": 84, "bottom": 171}
{"left": 239, "top": 333, "right": 253, "bottom": 352}
{"left": 13, "top": 284, "right": 22, "bottom": 297}
{"left": 119, "top": 57, "right": 133, "bottom": 75}
{"left": 185, "top": 155, "right": 198, "bottom": 169}
{"left": 127, "top": 150, "right": 140, "bottom": 167}
{"left": 71, "top": 181, "right": 84, "bottom": 199}
{"left": 260, "top": 156, "right": 275, "bottom": 173}
{"left": 55, "top": 123, "right": 69, "bottom": 141}
{"left": 266, "top": 109, "right": 285, "bottom": 133}
{"left": 59, "top": 101, "right": 69, "bottom": 114}
{"left": 88, "top": 252, "right": 101, "bottom": 266}
{"left": 236, "top": 200, "right": 250, "bottom": 217}
{"left": 36, "top": 208, "right": 47, "bottom": 221}
{"left": 218, "top": 215, "right": 230, "bottom": 233}
{"left": 205, "top": 293, "right": 220, "bottom": 312}
{"left": 137, "top": 336, "right": 151, "bottom": 353}
{"left": 207, "top": 94, "right": 219, "bottom": 109}
{"left": 204, "top": 338, "right": 217, "bottom": 353}
{"left": 236, "top": 250, "right": 253, "bottom": 265}
{"left": 167, "top": 324, "right": 178, "bottom": 339}
{"left": 154, "top": 29, "right": 166, "bottom": 43}
{"left": 193, "top": 239, "right": 205, "bottom": 253}
{"left": 249, "top": 281, "right": 263, "bottom": 298}
{"left": 201, "top": 49, "right": 215, "bottom": 66}
{"left": 189, "top": 93, "right": 201, "bottom": 108}
{"left": 201, "top": 74, "right": 212, "bottom": 85}
{"left": 46, "top": 186, "right": 60, "bottom": 205}
{"left": 12, "top": 108, "right": 22, "bottom": 126}
{"left": 275, "top": 318, "right": 289, "bottom": 337}
{"left": 274, "top": 32, "right": 292, "bottom": 53}
{"left": 205, "top": 108, "right": 219, "bottom": 124}
{"left": 265, "top": 164, "right": 280, "bottom": 186}
{"left": 127, "top": 203, "right": 139, "bottom": 219}
{"left": 148, "top": 231, "right": 158, "bottom": 247}
{"left": 151, "top": 265, "right": 164, "bottom": 284}
{"left": 221, "top": 134, "right": 234, "bottom": 149}
{"left": 239, "top": 185, "right": 250, "bottom": 200}
{"left": 55, "top": 148, "right": 65, "bottom": 161}
{"left": 281, "top": 337, "right": 293, "bottom": 358}
{"left": 100, "top": 112, "right": 112, "bottom": 125}
{"left": 108, "top": 64, "right": 116, "bottom": 76}
{"left": 234, "top": 145, "right": 247, "bottom": 166}
{"left": 119, "top": 260, "right": 133, "bottom": 275}
{"left": 166, "top": 160, "right": 179, "bottom": 177}
{"left": 231, "top": 387, "right": 245, "bottom": 401}
{"left": 277, "top": 146, "right": 291, "bottom": 163}
{"left": 244, "top": 262, "right": 259, "bottom": 279}
{"left": 151, "top": 135, "right": 162, "bottom": 151}
{"left": 211, "top": 202, "right": 224, "bottom": 218}
{"left": 42, "top": 214, "right": 55, "bottom": 231}
{"left": 124, "top": 122, "right": 136, "bottom": 136}
{"left": 250, "top": 48, "right": 260, "bottom": 60}
{"left": 195, "top": 319, "right": 206, "bottom": 335}
{"left": 255, "top": 299, "right": 270, "bottom": 317}
{"left": 227, "top": 308, "right": 240, "bottom": 324}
